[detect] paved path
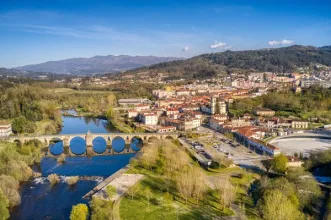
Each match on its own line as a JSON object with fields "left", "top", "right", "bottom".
{"left": 83, "top": 166, "right": 129, "bottom": 199}
{"left": 93, "top": 174, "right": 144, "bottom": 200}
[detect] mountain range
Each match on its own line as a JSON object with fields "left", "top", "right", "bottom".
{"left": 121, "top": 45, "right": 331, "bottom": 80}
{"left": 14, "top": 55, "right": 183, "bottom": 75}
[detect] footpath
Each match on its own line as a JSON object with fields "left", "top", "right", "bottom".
{"left": 83, "top": 166, "right": 130, "bottom": 199}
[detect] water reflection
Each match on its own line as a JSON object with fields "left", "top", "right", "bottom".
{"left": 70, "top": 137, "right": 86, "bottom": 155}
{"left": 60, "top": 116, "right": 118, "bottom": 134}
{"left": 112, "top": 137, "right": 126, "bottom": 152}
{"left": 130, "top": 137, "right": 143, "bottom": 151}
{"left": 92, "top": 137, "right": 107, "bottom": 154}
{"left": 49, "top": 139, "right": 64, "bottom": 155}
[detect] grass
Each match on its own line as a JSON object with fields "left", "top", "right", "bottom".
{"left": 50, "top": 88, "right": 113, "bottom": 94}
{"left": 122, "top": 139, "right": 262, "bottom": 220}
{"left": 120, "top": 173, "right": 234, "bottom": 220}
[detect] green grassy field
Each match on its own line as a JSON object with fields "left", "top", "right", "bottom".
{"left": 119, "top": 139, "right": 262, "bottom": 220}
{"left": 49, "top": 88, "right": 112, "bottom": 94}
{"left": 120, "top": 169, "right": 234, "bottom": 220}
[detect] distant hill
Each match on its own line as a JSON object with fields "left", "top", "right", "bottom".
{"left": 121, "top": 45, "right": 331, "bottom": 80}
{"left": 15, "top": 55, "right": 183, "bottom": 75}
{"left": 0, "top": 67, "right": 70, "bottom": 80}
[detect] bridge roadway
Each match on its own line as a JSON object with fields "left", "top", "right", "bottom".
{"left": 3, "top": 131, "right": 178, "bottom": 157}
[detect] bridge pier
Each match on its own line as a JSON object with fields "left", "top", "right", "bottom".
{"left": 86, "top": 145, "right": 93, "bottom": 157}
{"left": 64, "top": 146, "right": 70, "bottom": 156}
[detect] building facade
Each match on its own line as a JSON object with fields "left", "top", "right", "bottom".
{"left": 0, "top": 123, "right": 12, "bottom": 137}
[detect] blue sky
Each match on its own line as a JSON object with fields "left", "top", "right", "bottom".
{"left": 0, "top": 0, "right": 331, "bottom": 67}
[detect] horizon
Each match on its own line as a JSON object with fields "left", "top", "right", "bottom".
{"left": 0, "top": 0, "right": 331, "bottom": 67}
{"left": 4, "top": 44, "right": 331, "bottom": 70}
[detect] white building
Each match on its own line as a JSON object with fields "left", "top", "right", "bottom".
{"left": 0, "top": 123, "right": 12, "bottom": 137}
{"left": 141, "top": 113, "right": 158, "bottom": 125}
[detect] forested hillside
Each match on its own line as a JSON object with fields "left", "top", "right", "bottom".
{"left": 122, "top": 45, "right": 331, "bottom": 79}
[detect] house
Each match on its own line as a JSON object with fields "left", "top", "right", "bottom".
{"left": 291, "top": 120, "right": 309, "bottom": 129}
{"left": 135, "top": 104, "right": 150, "bottom": 112}
{"left": 233, "top": 126, "right": 280, "bottom": 156}
{"left": 209, "top": 117, "right": 224, "bottom": 131}
{"left": 152, "top": 90, "right": 175, "bottom": 99}
{"left": 286, "top": 156, "right": 304, "bottom": 167}
{"left": 139, "top": 113, "right": 158, "bottom": 125}
{"left": 254, "top": 108, "right": 275, "bottom": 117}
{"left": 0, "top": 122, "right": 12, "bottom": 137}
{"left": 230, "top": 118, "right": 251, "bottom": 127}
{"left": 157, "top": 126, "right": 176, "bottom": 133}
{"left": 118, "top": 98, "right": 151, "bottom": 106}
{"left": 128, "top": 110, "right": 138, "bottom": 118}
{"left": 166, "top": 107, "right": 179, "bottom": 116}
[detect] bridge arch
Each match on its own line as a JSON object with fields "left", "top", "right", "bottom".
{"left": 112, "top": 136, "right": 126, "bottom": 153}
{"left": 49, "top": 137, "right": 64, "bottom": 156}
{"left": 92, "top": 136, "right": 107, "bottom": 154}
{"left": 164, "top": 136, "right": 174, "bottom": 140}
{"left": 148, "top": 136, "right": 159, "bottom": 143}
{"left": 130, "top": 136, "right": 143, "bottom": 152}
{"left": 70, "top": 136, "right": 86, "bottom": 155}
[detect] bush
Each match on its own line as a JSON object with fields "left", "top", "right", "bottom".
{"left": 70, "top": 203, "right": 89, "bottom": 220}
{"left": 90, "top": 197, "right": 113, "bottom": 220}
{"left": 0, "top": 188, "right": 9, "bottom": 220}
{"left": 209, "top": 161, "right": 220, "bottom": 169}
{"left": 0, "top": 175, "right": 21, "bottom": 207}
{"left": 57, "top": 154, "right": 66, "bottom": 164}
{"left": 48, "top": 174, "right": 60, "bottom": 186}
{"left": 66, "top": 176, "right": 79, "bottom": 186}
{"left": 105, "top": 185, "right": 116, "bottom": 198}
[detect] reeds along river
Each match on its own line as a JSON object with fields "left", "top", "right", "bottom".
{"left": 10, "top": 114, "right": 136, "bottom": 220}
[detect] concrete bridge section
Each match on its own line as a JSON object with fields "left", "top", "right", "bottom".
{"left": 4, "top": 131, "right": 178, "bottom": 157}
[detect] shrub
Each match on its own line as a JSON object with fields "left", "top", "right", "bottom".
{"left": 0, "top": 188, "right": 10, "bottom": 220}
{"left": 70, "top": 203, "right": 89, "bottom": 220}
{"left": 48, "top": 174, "right": 60, "bottom": 186}
{"left": 57, "top": 154, "right": 66, "bottom": 164}
{"left": 0, "top": 175, "right": 21, "bottom": 207}
{"left": 105, "top": 185, "right": 116, "bottom": 198}
{"left": 66, "top": 176, "right": 79, "bottom": 186}
{"left": 209, "top": 161, "right": 220, "bottom": 169}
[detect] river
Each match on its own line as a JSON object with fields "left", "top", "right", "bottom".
{"left": 10, "top": 114, "right": 136, "bottom": 220}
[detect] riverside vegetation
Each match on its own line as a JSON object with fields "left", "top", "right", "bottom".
{"left": 0, "top": 140, "right": 43, "bottom": 219}
{"left": 0, "top": 81, "right": 139, "bottom": 135}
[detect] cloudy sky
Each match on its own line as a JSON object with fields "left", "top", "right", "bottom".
{"left": 0, "top": 0, "right": 330, "bottom": 67}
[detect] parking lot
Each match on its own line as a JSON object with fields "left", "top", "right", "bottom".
{"left": 191, "top": 127, "right": 266, "bottom": 168}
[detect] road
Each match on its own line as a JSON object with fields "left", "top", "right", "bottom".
{"left": 194, "top": 127, "right": 267, "bottom": 170}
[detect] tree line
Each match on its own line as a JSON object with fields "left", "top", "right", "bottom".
{"left": 230, "top": 86, "right": 331, "bottom": 123}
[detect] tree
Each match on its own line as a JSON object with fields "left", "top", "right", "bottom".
{"left": 261, "top": 159, "right": 273, "bottom": 174}
{"left": 70, "top": 203, "right": 89, "bottom": 220}
{"left": 105, "top": 185, "right": 116, "bottom": 199}
{"left": 272, "top": 154, "right": 288, "bottom": 174}
{"left": 258, "top": 189, "right": 304, "bottom": 220}
{"left": 176, "top": 168, "right": 195, "bottom": 205}
{"left": 191, "top": 167, "right": 207, "bottom": 204}
{"left": 90, "top": 197, "right": 112, "bottom": 220}
{"left": 215, "top": 176, "right": 236, "bottom": 210}
{"left": 0, "top": 188, "right": 9, "bottom": 220}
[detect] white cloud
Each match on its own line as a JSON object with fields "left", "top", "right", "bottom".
{"left": 182, "top": 46, "right": 190, "bottom": 52}
{"left": 224, "top": 46, "right": 232, "bottom": 50}
{"left": 210, "top": 40, "right": 227, "bottom": 49}
{"left": 268, "top": 39, "right": 294, "bottom": 46}
{"left": 281, "top": 39, "right": 294, "bottom": 45}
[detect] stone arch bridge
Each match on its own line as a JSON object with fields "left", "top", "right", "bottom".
{"left": 5, "top": 132, "right": 178, "bottom": 157}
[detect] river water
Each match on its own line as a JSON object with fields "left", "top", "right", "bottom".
{"left": 10, "top": 114, "right": 136, "bottom": 220}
